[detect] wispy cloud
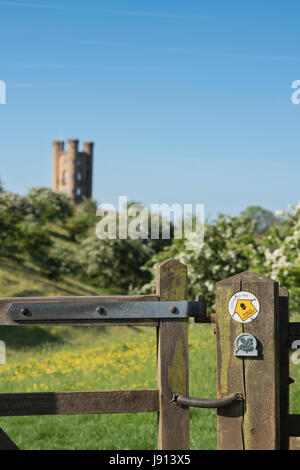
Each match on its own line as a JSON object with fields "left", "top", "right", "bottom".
{"left": 78, "top": 39, "right": 300, "bottom": 63}
{"left": 0, "top": 61, "right": 72, "bottom": 69}
{"left": 8, "top": 81, "right": 81, "bottom": 88}
{"left": 0, "top": 61, "right": 156, "bottom": 71}
{"left": 0, "top": 2, "right": 215, "bottom": 20}
{"left": 0, "top": 1, "right": 72, "bottom": 10}
{"left": 1, "top": 53, "right": 299, "bottom": 74}
{"left": 100, "top": 9, "right": 215, "bottom": 20}
{"left": 0, "top": 1, "right": 84, "bottom": 10}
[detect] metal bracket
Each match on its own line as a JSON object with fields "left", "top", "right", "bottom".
{"left": 171, "top": 392, "right": 243, "bottom": 409}
{"left": 7, "top": 300, "right": 207, "bottom": 323}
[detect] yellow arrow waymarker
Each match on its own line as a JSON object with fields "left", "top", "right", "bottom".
{"left": 235, "top": 299, "right": 257, "bottom": 322}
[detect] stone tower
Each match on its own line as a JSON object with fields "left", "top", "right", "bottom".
{"left": 52, "top": 139, "right": 93, "bottom": 204}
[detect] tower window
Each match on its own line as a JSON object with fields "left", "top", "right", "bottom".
{"left": 77, "top": 172, "right": 82, "bottom": 181}
{"left": 62, "top": 171, "right": 67, "bottom": 184}
{"left": 76, "top": 188, "right": 82, "bottom": 196}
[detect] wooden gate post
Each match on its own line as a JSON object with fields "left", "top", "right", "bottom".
{"left": 156, "top": 259, "right": 189, "bottom": 450}
{"left": 216, "top": 271, "right": 281, "bottom": 450}
{"left": 278, "top": 287, "right": 289, "bottom": 450}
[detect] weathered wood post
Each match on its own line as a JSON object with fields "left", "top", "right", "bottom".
{"left": 216, "top": 271, "right": 281, "bottom": 450}
{"left": 279, "top": 287, "right": 289, "bottom": 450}
{"left": 0, "top": 338, "right": 18, "bottom": 449}
{"left": 156, "top": 259, "right": 189, "bottom": 449}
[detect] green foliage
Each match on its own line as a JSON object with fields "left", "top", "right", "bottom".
{"left": 17, "top": 222, "right": 52, "bottom": 257}
{"left": 240, "top": 205, "right": 278, "bottom": 234}
{"left": 124, "top": 201, "right": 174, "bottom": 253}
{"left": 65, "top": 212, "right": 93, "bottom": 241}
{"left": 255, "top": 203, "right": 300, "bottom": 313}
{"left": 96, "top": 200, "right": 173, "bottom": 254}
{"left": 0, "top": 191, "right": 40, "bottom": 258}
{"left": 79, "top": 197, "right": 98, "bottom": 216}
{"left": 1, "top": 182, "right": 300, "bottom": 309}
{"left": 66, "top": 198, "right": 98, "bottom": 241}
{"left": 0, "top": 190, "right": 38, "bottom": 222}
{"left": 32, "top": 245, "right": 80, "bottom": 280}
{"left": 0, "top": 187, "right": 77, "bottom": 280}
{"left": 137, "top": 202, "right": 300, "bottom": 315}
{"left": 137, "top": 214, "right": 261, "bottom": 308}
{"left": 26, "top": 187, "right": 73, "bottom": 222}
{"left": 78, "top": 234, "right": 153, "bottom": 290}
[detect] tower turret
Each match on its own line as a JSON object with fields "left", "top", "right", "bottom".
{"left": 52, "top": 138, "right": 94, "bottom": 204}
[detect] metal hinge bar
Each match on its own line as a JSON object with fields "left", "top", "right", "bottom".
{"left": 7, "top": 300, "right": 206, "bottom": 322}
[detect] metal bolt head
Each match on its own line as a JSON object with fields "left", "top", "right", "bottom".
{"left": 96, "top": 306, "right": 105, "bottom": 315}
{"left": 20, "top": 307, "right": 31, "bottom": 317}
{"left": 169, "top": 305, "right": 177, "bottom": 314}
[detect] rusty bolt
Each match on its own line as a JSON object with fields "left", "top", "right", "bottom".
{"left": 169, "top": 305, "right": 177, "bottom": 314}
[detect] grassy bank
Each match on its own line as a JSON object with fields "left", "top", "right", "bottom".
{"left": 0, "top": 257, "right": 122, "bottom": 299}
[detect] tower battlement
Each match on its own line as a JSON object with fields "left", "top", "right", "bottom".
{"left": 52, "top": 139, "right": 93, "bottom": 204}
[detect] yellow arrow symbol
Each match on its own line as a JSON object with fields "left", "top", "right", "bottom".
{"left": 235, "top": 299, "right": 257, "bottom": 322}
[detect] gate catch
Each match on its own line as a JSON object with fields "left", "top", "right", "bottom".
{"left": 171, "top": 392, "right": 243, "bottom": 409}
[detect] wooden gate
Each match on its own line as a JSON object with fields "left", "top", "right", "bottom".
{"left": 0, "top": 259, "right": 193, "bottom": 450}
{"left": 0, "top": 262, "right": 299, "bottom": 450}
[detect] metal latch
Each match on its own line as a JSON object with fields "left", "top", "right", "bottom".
{"left": 171, "top": 392, "right": 243, "bottom": 409}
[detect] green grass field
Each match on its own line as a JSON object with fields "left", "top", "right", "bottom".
{"left": 0, "top": 323, "right": 217, "bottom": 450}
{"left": 0, "top": 255, "right": 300, "bottom": 449}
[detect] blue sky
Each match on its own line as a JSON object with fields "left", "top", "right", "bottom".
{"left": 0, "top": 0, "right": 300, "bottom": 219}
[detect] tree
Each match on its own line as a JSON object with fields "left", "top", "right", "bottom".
{"left": 257, "top": 202, "right": 300, "bottom": 313}
{"left": 78, "top": 234, "right": 154, "bottom": 290}
{"left": 26, "top": 187, "right": 73, "bottom": 222}
{"left": 66, "top": 198, "right": 98, "bottom": 240}
{"left": 137, "top": 213, "right": 260, "bottom": 308}
{"left": 0, "top": 191, "right": 39, "bottom": 257}
{"left": 32, "top": 244, "right": 80, "bottom": 280}
{"left": 240, "top": 206, "right": 278, "bottom": 234}
{"left": 96, "top": 200, "right": 174, "bottom": 253}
